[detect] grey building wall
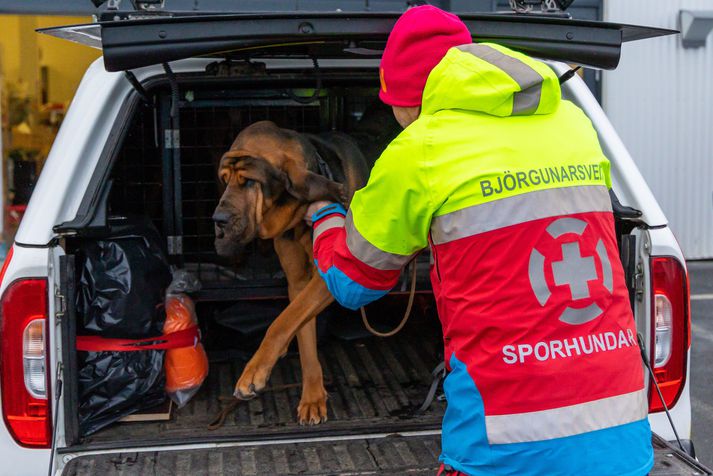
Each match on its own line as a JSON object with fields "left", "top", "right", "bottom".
{"left": 603, "top": 0, "right": 713, "bottom": 259}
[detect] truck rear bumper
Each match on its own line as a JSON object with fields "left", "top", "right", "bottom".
{"left": 61, "top": 432, "right": 710, "bottom": 475}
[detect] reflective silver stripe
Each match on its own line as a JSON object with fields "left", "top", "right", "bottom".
{"left": 485, "top": 389, "right": 648, "bottom": 444}
{"left": 546, "top": 217, "right": 588, "bottom": 238}
{"left": 430, "top": 185, "right": 612, "bottom": 245}
{"left": 528, "top": 250, "right": 550, "bottom": 306}
{"left": 596, "top": 239, "right": 614, "bottom": 292}
{"left": 558, "top": 302, "right": 603, "bottom": 325}
{"left": 512, "top": 86, "right": 541, "bottom": 116}
{"left": 313, "top": 215, "right": 345, "bottom": 243}
{"left": 456, "top": 44, "right": 543, "bottom": 115}
{"left": 345, "top": 210, "right": 413, "bottom": 271}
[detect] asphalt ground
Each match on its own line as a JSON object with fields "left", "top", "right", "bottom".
{"left": 688, "top": 261, "right": 713, "bottom": 468}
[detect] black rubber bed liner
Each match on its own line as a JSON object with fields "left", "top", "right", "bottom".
{"left": 81, "top": 322, "right": 445, "bottom": 447}
{"left": 62, "top": 433, "right": 711, "bottom": 475}
{"left": 63, "top": 433, "right": 441, "bottom": 475}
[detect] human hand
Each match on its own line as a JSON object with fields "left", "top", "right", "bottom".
{"left": 304, "top": 201, "right": 334, "bottom": 225}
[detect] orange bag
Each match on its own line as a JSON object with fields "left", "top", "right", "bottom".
{"left": 164, "top": 293, "right": 208, "bottom": 407}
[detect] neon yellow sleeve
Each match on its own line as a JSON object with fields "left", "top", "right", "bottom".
{"left": 348, "top": 118, "right": 435, "bottom": 258}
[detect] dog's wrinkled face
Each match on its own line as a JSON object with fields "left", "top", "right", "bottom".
{"left": 213, "top": 121, "right": 347, "bottom": 260}
{"left": 213, "top": 121, "right": 299, "bottom": 260}
{"left": 213, "top": 154, "right": 290, "bottom": 259}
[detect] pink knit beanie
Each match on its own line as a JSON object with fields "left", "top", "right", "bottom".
{"left": 379, "top": 6, "right": 472, "bottom": 107}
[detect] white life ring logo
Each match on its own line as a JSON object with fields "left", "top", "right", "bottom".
{"left": 528, "top": 218, "right": 613, "bottom": 325}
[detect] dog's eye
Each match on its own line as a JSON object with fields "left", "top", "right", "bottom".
{"left": 244, "top": 179, "right": 256, "bottom": 188}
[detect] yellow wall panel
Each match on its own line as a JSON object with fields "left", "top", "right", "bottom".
{"left": 36, "top": 16, "right": 101, "bottom": 103}
{"left": 0, "top": 15, "right": 100, "bottom": 103}
{"left": 0, "top": 16, "right": 23, "bottom": 86}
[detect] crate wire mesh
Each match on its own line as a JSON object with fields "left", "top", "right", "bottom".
{"left": 110, "top": 104, "right": 163, "bottom": 232}
{"left": 109, "top": 86, "right": 386, "bottom": 290}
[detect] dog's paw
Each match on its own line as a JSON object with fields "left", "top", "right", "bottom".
{"left": 234, "top": 352, "right": 276, "bottom": 400}
{"left": 297, "top": 387, "right": 328, "bottom": 425}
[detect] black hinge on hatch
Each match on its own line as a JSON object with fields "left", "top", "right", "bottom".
{"left": 92, "top": 0, "right": 165, "bottom": 10}
{"left": 509, "top": 0, "right": 575, "bottom": 14}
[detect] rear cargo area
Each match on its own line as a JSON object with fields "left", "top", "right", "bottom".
{"left": 83, "top": 314, "right": 445, "bottom": 445}
{"left": 59, "top": 68, "right": 446, "bottom": 449}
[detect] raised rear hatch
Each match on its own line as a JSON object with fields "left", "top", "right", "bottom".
{"left": 39, "top": 11, "right": 676, "bottom": 72}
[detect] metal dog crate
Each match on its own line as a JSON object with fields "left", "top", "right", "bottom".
{"left": 109, "top": 80, "right": 402, "bottom": 298}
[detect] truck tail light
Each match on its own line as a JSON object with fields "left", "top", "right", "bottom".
{"left": 23, "top": 319, "right": 47, "bottom": 398}
{"left": 0, "top": 248, "right": 51, "bottom": 448}
{"left": 649, "top": 257, "right": 689, "bottom": 413}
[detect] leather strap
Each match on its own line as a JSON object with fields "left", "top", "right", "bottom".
{"left": 360, "top": 257, "right": 419, "bottom": 338}
{"left": 417, "top": 361, "right": 447, "bottom": 413}
{"left": 208, "top": 377, "right": 332, "bottom": 431}
{"left": 314, "top": 151, "right": 335, "bottom": 181}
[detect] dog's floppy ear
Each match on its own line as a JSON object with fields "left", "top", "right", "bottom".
{"left": 281, "top": 160, "right": 346, "bottom": 205}
{"left": 220, "top": 152, "right": 288, "bottom": 199}
{"left": 220, "top": 151, "right": 346, "bottom": 204}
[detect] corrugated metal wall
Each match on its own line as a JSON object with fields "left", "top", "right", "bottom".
{"left": 603, "top": 0, "right": 713, "bottom": 259}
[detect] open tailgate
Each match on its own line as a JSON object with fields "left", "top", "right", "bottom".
{"left": 62, "top": 432, "right": 442, "bottom": 475}
{"left": 38, "top": 11, "right": 676, "bottom": 72}
{"left": 61, "top": 432, "right": 711, "bottom": 475}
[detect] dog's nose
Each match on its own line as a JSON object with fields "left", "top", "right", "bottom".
{"left": 212, "top": 210, "right": 230, "bottom": 228}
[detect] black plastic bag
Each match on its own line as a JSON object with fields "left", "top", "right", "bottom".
{"left": 78, "top": 350, "right": 166, "bottom": 435}
{"left": 77, "top": 217, "right": 171, "bottom": 338}
{"left": 76, "top": 216, "right": 171, "bottom": 436}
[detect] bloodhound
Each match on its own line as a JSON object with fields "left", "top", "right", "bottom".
{"left": 212, "top": 120, "right": 369, "bottom": 424}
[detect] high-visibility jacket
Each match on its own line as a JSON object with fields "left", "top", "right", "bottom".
{"left": 312, "top": 43, "right": 653, "bottom": 476}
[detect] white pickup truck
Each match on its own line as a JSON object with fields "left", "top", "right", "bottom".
{"left": 0, "top": 3, "right": 708, "bottom": 475}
